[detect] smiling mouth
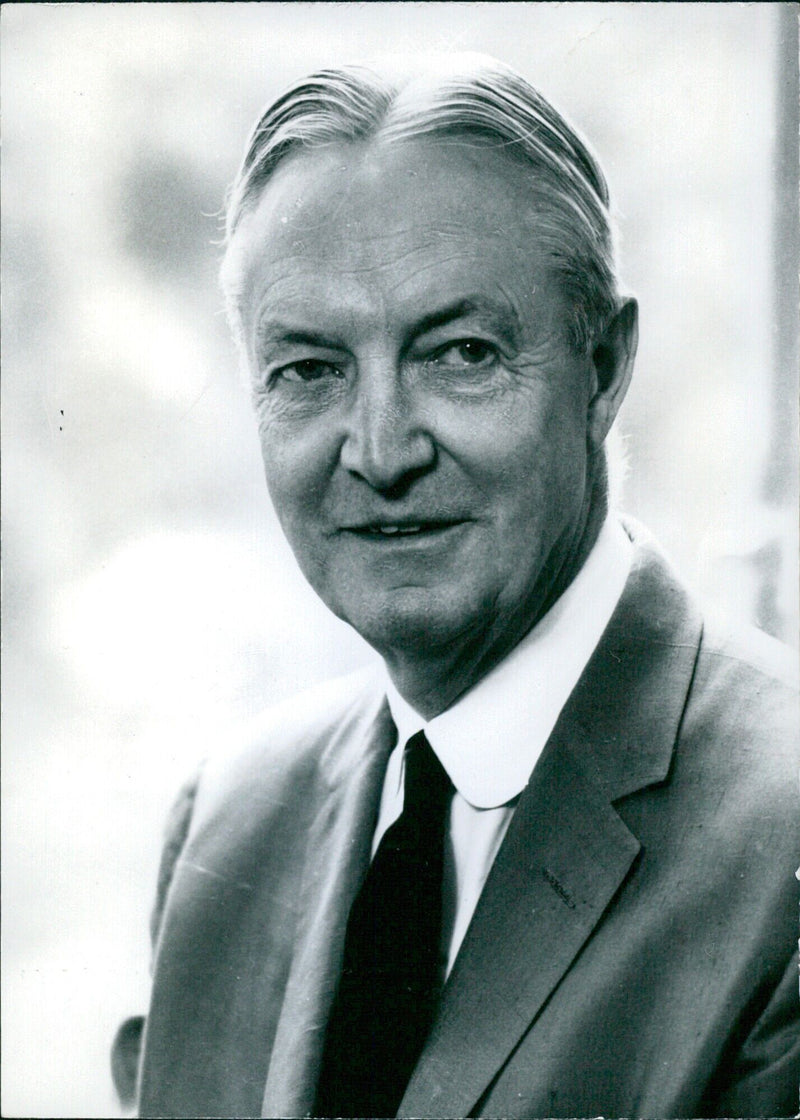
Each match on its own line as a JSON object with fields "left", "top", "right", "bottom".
{"left": 346, "top": 520, "right": 464, "bottom": 539}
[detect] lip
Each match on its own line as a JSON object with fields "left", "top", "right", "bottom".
{"left": 341, "top": 519, "right": 468, "bottom": 541}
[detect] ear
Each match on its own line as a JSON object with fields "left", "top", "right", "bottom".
{"left": 587, "top": 297, "right": 638, "bottom": 449}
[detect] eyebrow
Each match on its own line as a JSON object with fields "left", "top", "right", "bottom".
{"left": 255, "top": 296, "right": 522, "bottom": 353}
{"left": 255, "top": 323, "right": 346, "bottom": 351}
{"left": 410, "top": 298, "right": 520, "bottom": 345}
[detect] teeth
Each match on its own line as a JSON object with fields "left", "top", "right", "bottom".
{"left": 375, "top": 525, "right": 422, "bottom": 535}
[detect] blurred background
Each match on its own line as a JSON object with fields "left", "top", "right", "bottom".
{"left": 2, "top": 3, "right": 798, "bottom": 1115}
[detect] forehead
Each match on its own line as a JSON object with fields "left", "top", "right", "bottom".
{"left": 228, "top": 138, "right": 560, "bottom": 333}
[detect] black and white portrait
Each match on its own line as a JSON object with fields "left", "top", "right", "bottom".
{"left": 3, "top": 4, "right": 798, "bottom": 1117}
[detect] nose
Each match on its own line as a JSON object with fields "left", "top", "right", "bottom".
{"left": 339, "top": 360, "right": 436, "bottom": 493}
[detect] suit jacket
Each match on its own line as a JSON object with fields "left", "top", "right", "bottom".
{"left": 123, "top": 531, "right": 800, "bottom": 1118}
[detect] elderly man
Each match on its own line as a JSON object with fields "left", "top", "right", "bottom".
{"left": 116, "top": 55, "right": 799, "bottom": 1118}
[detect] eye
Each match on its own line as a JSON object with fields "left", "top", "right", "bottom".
{"left": 432, "top": 339, "right": 496, "bottom": 368}
{"left": 273, "top": 358, "right": 344, "bottom": 384}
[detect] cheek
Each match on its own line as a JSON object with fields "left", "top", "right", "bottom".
{"left": 259, "top": 429, "right": 312, "bottom": 533}
{"left": 259, "top": 418, "right": 344, "bottom": 572}
{"left": 479, "top": 409, "right": 588, "bottom": 524}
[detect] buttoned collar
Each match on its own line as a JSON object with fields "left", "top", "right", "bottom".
{"left": 384, "top": 518, "right": 633, "bottom": 809}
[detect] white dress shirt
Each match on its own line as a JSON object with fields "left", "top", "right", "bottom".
{"left": 375, "top": 517, "right": 633, "bottom": 978}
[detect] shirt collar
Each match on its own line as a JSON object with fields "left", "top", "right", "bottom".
{"left": 384, "top": 518, "right": 633, "bottom": 809}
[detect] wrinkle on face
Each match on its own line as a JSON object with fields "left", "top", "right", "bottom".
{"left": 228, "top": 137, "right": 605, "bottom": 713}
{"left": 234, "top": 142, "right": 565, "bottom": 328}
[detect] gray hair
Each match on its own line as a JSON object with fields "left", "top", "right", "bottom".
{"left": 221, "top": 52, "right": 620, "bottom": 355}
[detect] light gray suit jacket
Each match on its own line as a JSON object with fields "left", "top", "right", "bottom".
{"left": 121, "top": 533, "right": 800, "bottom": 1118}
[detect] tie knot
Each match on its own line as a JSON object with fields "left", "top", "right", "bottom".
{"left": 403, "top": 730, "right": 453, "bottom": 821}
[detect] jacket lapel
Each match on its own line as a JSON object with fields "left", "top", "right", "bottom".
{"left": 399, "top": 732, "right": 640, "bottom": 1118}
{"left": 399, "top": 539, "right": 703, "bottom": 1117}
{"left": 261, "top": 696, "right": 396, "bottom": 1118}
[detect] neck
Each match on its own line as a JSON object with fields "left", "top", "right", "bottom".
{"left": 384, "top": 486, "right": 608, "bottom": 720}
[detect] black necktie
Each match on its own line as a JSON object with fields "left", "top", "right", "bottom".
{"left": 313, "top": 730, "right": 453, "bottom": 1118}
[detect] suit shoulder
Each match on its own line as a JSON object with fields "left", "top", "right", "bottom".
{"left": 692, "top": 613, "right": 799, "bottom": 744}
{"left": 682, "top": 613, "right": 799, "bottom": 808}
{"left": 192, "top": 666, "right": 387, "bottom": 821}
{"left": 243, "top": 665, "right": 385, "bottom": 752}
{"left": 699, "top": 610, "right": 799, "bottom": 693}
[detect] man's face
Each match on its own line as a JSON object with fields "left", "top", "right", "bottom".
{"left": 230, "top": 138, "right": 609, "bottom": 677}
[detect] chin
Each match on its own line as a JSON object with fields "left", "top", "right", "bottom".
{"left": 336, "top": 586, "right": 496, "bottom": 662}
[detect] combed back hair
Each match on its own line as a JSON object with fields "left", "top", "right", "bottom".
{"left": 221, "top": 52, "right": 620, "bottom": 355}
